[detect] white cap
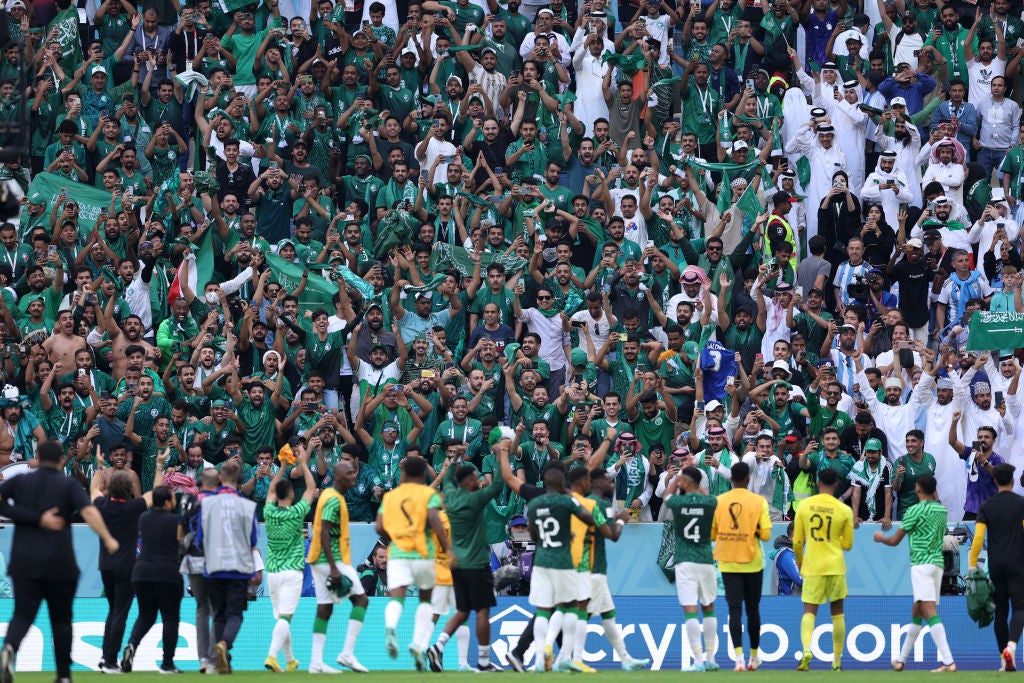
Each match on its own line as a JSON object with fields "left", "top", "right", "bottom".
{"left": 839, "top": 29, "right": 863, "bottom": 43}
{"left": 704, "top": 399, "right": 724, "bottom": 413}
{"left": 906, "top": 237, "right": 924, "bottom": 249}
{"left": 730, "top": 140, "right": 749, "bottom": 151}
{"left": 91, "top": 65, "right": 107, "bottom": 75}
{"left": 771, "top": 359, "right": 792, "bottom": 376}
{"left": 890, "top": 96, "right": 907, "bottom": 107}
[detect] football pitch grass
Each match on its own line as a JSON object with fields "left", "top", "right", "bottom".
{"left": 7, "top": 670, "right": 1011, "bottom": 682}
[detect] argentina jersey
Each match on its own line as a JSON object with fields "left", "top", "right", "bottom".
{"left": 700, "top": 339, "right": 738, "bottom": 401}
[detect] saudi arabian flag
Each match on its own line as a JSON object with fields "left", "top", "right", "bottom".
{"left": 737, "top": 182, "right": 764, "bottom": 218}
{"left": 431, "top": 242, "right": 528, "bottom": 278}
{"left": 46, "top": 7, "right": 82, "bottom": 65}
{"left": 217, "top": 0, "right": 252, "bottom": 14}
{"left": 967, "top": 310, "right": 1024, "bottom": 351}
{"left": 28, "top": 172, "right": 110, "bottom": 237}
{"left": 265, "top": 253, "right": 336, "bottom": 308}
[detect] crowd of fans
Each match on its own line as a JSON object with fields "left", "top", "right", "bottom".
{"left": 3, "top": 0, "right": 1024, "bottom": 542}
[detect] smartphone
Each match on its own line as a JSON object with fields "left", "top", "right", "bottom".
{"left": 48, "top": 245, "right": 57, "bottom": 254}
{"left": 668, "top": 455, "right": 684, "bottom": 469}
{"left": 538, "top": 234, "right": 547, "bottom": 243}
{"left": 996, "top": 391, "right": 1005, "bottom": 408}
{"left": 362, "top": 19, "right": 369, "bottom": 27}
{"left": 100, "top": 390, "right": 111, "bottom": 400}
{"left": 726, "top": 375, "right": 735, "bottom": 386}
{"left": 494, "top": 166, "right": 504, "bottom": 175}
{"left": 570, "top": 320, "right": 585, "bottom": 328}
{"left": 269, "top": 160, "right": 278, "bottom": 170}
{"left": 899, "top": 201, "right": 908, "bottom": 213}
{"left": 420, "top": 369, "right": 435, "bottom": 378}
{"left": 933, "top": 21, "right": 942, "bottom": 32}
{"left": 617, "top": 333, "right": 627, "bottom": 342}
{"left": 78, "top": 368, "right": 86, "bottom": 377}
{"left": 795, "top": 285, "right": 804, "bottom": 297}
{"left": 696, "top": 400, "right": 705, "bottom": 411}
{"left": 972, "top": 440, "right": 982, "bottom": 451}
{"left": 745, "top": 78, "right": 755, "bottom": 90}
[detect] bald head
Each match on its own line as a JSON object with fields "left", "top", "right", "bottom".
{"left": 333, "top": 460, "right": 354, "bottom": 492}
{"left": 200, "top": 469, "right": 220, "bottom": 491}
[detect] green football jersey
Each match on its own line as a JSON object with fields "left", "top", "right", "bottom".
{"left": 665, "top": 492, "right": 717, "bottom": 564}
{"left": 527, "top": 492, "right": 583, "bottom": 570}
{"left": 901, "top": 499, "right": 946, "bottom": 568}
{"left": 264, "top": 498, "right": 311, "bottom": 572}
{"left": 894, "top": 453, "right": 937, "bottom": 519}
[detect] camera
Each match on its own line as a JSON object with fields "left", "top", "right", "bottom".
{"left": 847, "top": 274, "right": 870, "bottom": 301}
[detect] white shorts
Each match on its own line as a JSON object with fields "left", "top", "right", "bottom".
{"left": 528, "top": 567, "right": 580, "bottom": 607}
{"left": 267, "top": 570, "right": 303, "bottom": 617}
{"left": 910, "top": 564, "right": 943, "bottom": 604}
{"left": 587, "top": 574, "right": 615, "bottom": 616}
{"left": 387, "top": 557, "right": 436, "bottom": 591}
{"left": 311, "top": 562, "right": 364, "bottom": 605}
{"left": 431, "top": 584, "right": 455, "bottom": 615}
{"left": 675, "top": 563, "right": 717, "bottom": 607}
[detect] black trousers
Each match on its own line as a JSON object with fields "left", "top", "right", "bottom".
{"left": 991, "top": 564, "right": 1024, "bottom": 652}
{"left": 723, "top": 571, "right": 763, "bottom": 651}
{"left": 101, "top": 570, "right": 135, "bottom": 666}
{"left": 128, "top": 579, "right": 184, "bottom": 666}
{"left": 207, "top": 578, "right": 248, "bottom": 649}
{"left": 5, "top": 576, "right": 77, "bottom": 678}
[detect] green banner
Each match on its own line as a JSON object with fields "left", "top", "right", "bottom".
{"left": 28, "top": 172, "right": 111, "bottom": 236}
{"left": 264, "top": 253, "right": 339, "bottom": 309}
{"left": 966, "top": 310, "right": 1024, "bottom": 351}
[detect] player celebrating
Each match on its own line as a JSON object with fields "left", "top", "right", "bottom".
{"left": 377, "top": 456, "right": 454, "bottom": 672}
{"left": 263, "top": 442, "right": 316, "bottom": 672}
{"left": 527, "top": 465, "right": 599, "bottom": 672}
{"left": 664, "top": 466, "right": 720, "bottom": 672}
{"left": 874, "top": 474, "right": 957, "bottom": 672}
{"left": 306, "top": 459, "right": 370, "bottom": 674}
{"left": 575, "top": 467, "right": 651, "bottom": 671}
{"left": 711, "top": 461, "right": 771, "bottom": 671}
{"left": 427, "top": 436, "right": 507, "bottom": 673}
{"left": 793, "top": 468, "right": 854, "bottom": 671}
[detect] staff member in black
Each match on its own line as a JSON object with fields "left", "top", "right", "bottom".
{"left": 122, "top": 485, "right": 185, "bottom": 674}
{"left": 0, "top": 440, "right": 119, "bottom": 683}
{"left": 969, "top": 463, "right": 1024, "bottom": 672}
{"left": 92, "top": 451, "right": 169, "bottom": 674}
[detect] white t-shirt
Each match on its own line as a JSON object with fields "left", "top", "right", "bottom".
{"left": 356, "top": 359, "right": 401, "bottom": 392}
{"left": 966, "top": 57, "right": 1006, "bottom": 110}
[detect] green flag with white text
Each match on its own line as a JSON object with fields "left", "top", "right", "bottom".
{"left": 966, "top": 310, "right": 1024, "bottom": 351}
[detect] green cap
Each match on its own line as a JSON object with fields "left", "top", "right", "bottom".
{"left": 864, "top": 438, "right": 883, "bottom": 452}
{"left": 682, "top": 341, "right": 699, "bottom": 358}
{"left": 382, "top": 420, "right": 400, "bottom": 432}
{"left": 570, "top": 348, "right": 589, "bottom": 367}
{"left": 28, "top": 191, "right": 44, "bottom": 204}
{"left": 504, "top": 342, "right": 521, "bottom": 362}
{"left": 211, "top": 399, "right": 227, "bottom": 408}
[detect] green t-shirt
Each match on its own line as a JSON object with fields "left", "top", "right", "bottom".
{"left": 631, "top": 409, "right": 674, "bottom": 455}
{"left": 893, "top": 452, "right": 937, "bottom": 519}
{"left": 527, "top": 492, "right": 583, "bottom": 570}
{"left": 666, "top": 492, "right": 717, "bottom": 565}
{"left": 442, "top": 463, "right": 505, "bottom": 568}
{"left": 807, "top": 450, "right": 857, "bottom": 499}
{"left": 265, "top": 498, "right": 311, "bottom": 572}
{"left": 237, "top": 395, "right": 276, "bottom": 465}
{"left": 368, "top": 439, "right": 407, "bottom": 490}
{"left": 901, "top": 498, "right": 947, "bottom": 567}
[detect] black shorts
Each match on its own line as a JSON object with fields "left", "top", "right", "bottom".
{"left": 452, "top": 567, "right": 497, "bottom": 613}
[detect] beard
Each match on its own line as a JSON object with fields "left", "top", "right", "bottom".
{"left": 895, "top": 130, "right": 912, "bottom": 144}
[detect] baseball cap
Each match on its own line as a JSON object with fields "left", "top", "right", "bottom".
{"left": 771, "top": 360, "right": 792, "bottom": 377}
{"left": 864, "top": 438, "right": 883, "bottom": 452}
{"left": 212, "top": 399, "right": 227, "bottom": 408}
{"left": 772, "top": 190, "right": 797, "bottom": 206}
{"left": 906, "top": 237, "right": 924, "bottom": 249}
{"left": 682, "top": 341, "right": 700, "bottom": 358}
{"left": 817, "top": 358, "right": 836, "bottom": 371}
{"left": 570, "top": 348, "right": 589, "bottom": 367}
{"left": 890, "top": 96, "right": 908, "bottom": 107}
{"left": 28, "top": 191, "right": 44, "bottom": 204}
{"left": 839, "top": 324, "right": 857, "bottom": 333}
{"left": 730, "top": 140, "right": 749, "bottom": 151}
{"left": 922, "top": 229, "right": 942, "bottom": 244}
{"left": 839, "top": 29, "right": 862, "bottom": 43}
{"left": 705, "top": 399, "right": 724, "bottom": 413}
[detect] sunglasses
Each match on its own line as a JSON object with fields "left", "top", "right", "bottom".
{"left": 706, "top": 246, "right": 722, "bottom": 251}
{"left": 536, "top": 295, "right": 553, "bottom": 300}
